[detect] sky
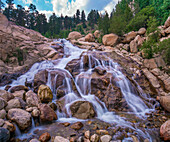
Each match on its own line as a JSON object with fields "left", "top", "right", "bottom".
{"left": 2, "top": 0, "right": 119, "bottom": 20}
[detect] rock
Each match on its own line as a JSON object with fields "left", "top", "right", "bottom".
{"left": 0, "top": 127, "right": 10, "bottom": 142}
{"left": 0, "top": 109, "right": 6, "bottom": 119}
{"left": 131, "top": 135, "right": 139, "bottom": 142}
{"left": 38, "top": 85, "right": 53, "bottom": 103}
{"left": 94, "top": 30, "right": 100, "bottom": 38}
{"left": 3, "top": 121, "right": 15, "bottom": 132}
{"left": 85, "top": 33, "right": 95, "bottom": 42}
{"left": 160, "top": 119, "right": 170, "bottom": 141}
{"left": 32, "top": 108, "right": 40, "bottom": 117}
{"left": 163, "top": 77, "right": 170, "bottom": 91}
{"left": 30, "top": 139, "right": 40, "bottom": 142}
{"left": 165, "top": 26, "right": 170, "bottom": 34}
{"left": 130, "top": 40, "right": 138, "bottom": 53}
{"left": 70, "top": 122, "right": 84, "bottom": 130}
{"left": 48, "top": 102, "right": 57, "bottom": 111}
{"left": 0, "top": 119, "right": 5, "bottom": 127}
{"left": 164, "top": 16, "right": 170, "bottom": 28}
{"left": 96, "top": 130, "right": 109, "bottom": 135}
{"left": 13, "top": 90, "right": 25, "bottom": 99}
{"left": 123, "top": 44, "right": 130, "bottom": 51}
{"left": 61, "top": 122, "right": 70, "bottom": 127}
{"left": 7, "top": 108, "right": 32, "bottom": 130}
{"left": 70, "top": 101, "right": 96, "bottom": 119}
{"left": 0, "top": 97, "right": 7, "bottom": 110}
{"left": 158, "top": 96, "right": 170, "bottom": 112}
{"left": 90, "top": 134, "right": 99, "bottom": 142}
{"left": 138, "top": 28, "right": 146, "bottom": 35}
{"left": 142, "top": 68, "right": 160, "bottom": 88}
{"left": 84, "top": 130, "right": 90, "bottom": 139}
{"left": 26, "top": 90, "right": 40, "bottom": 107}
{"left": 154, "top": 56, "right": 166, "bottom": 68}
{"left": 5, "top": 98, "right": 22, "bottom": 111}
{"left": 123, "top": 31, "right": 137, "bottom": 43}
{"left": 102, "top": 34, "right": 119, "bottom": 46}
{"left": 0, "top": 89, "right": 14, "bottom": 101}
{"left": 143, "top": 59, "right": 157, "bottom": 69}
{"left": 38, "top": 104, "right": 57, "bottom": 122}
{"left": 54, "top": 136, "right": 69, "bottom": 142}
{"left": 68, "top": 31, "right": 82, "bottom": 40}
{"left": 39, "top": 132, "right": 51, "bottom": 142}
{"left": 94, "top": 66, "right": 106, "bottom": 75}
{"left": 134, "top": 35, "right": 144, "bottom": 46}
{"left": 10, "top": 85, "right": 29, "bottom": 93}
{"left": 100, "top": 135, "right": 112, "bottom": 142}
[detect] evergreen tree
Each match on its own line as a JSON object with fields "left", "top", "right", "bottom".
{"left": 16, "top": 5, "right": 25, "bottom": 26}
{"left": 81, "top": 10, "right": 86, "bottom": 28}
{"left": 3, "top": 0, "right": 14, "bottom": 20}
{"left": 76, "top": 9, "right": 80, "bottom": 24}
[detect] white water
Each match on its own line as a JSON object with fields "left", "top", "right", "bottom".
{"left": 0, "top": 39, "right": 156, "bottom": 141}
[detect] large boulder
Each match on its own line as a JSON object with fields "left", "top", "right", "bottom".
{"left": 130, "top": 40, "right": 138, "bottom": 53}
{"left": 38, "top": 104, "right": 57, "bottom": 122}
{"left": 0, "top": 90, "right": 14, "bottom": 101}
{"left": 94, "top": 30, "right": 100, "bottom": 38}
{"left": 0, "top": 127, "right": 10, "bottom": 142}
{"left": 0, "top": 98, "right": 7, "bottom": 110}
{"left": 26, "top": 90, "right": 40, "bottom": 107}
{"left": 157, "top": 96, "right": 170, "bottom": 112}
{"left": 123, "top": 31, "right": 137, "bottom": 43}
{"left": 10, "top": 85, "right": 29, "bottom": 93}
{"left": 54, "top": 136, "right": 69, "bottom": 142}
{"left": 137, "top": 28, "right": 146, "bottom": 35}
{"left": 164, "top": 16, "right": 170, "bottom": 28}
{"left": 38, "top": 85, "right": 53, "bottom": 103}
{"left": 7, "top": 108, "right": 32, "bottom": 130}
{"left": 85, "top": 33, "right": 95, "bottom": 42}
{"left": 160, "top": 120, "right": 170, "bottom": 141}
{"left": 70, "top": 101, "right": 96, "bottom": 119}
{"left": 5, "top": 98, "right": 22, "bottom": 111}
{"left": 102, "top": 34, "right": 119, "bottom": 46}
{"left": 68, "top": 31, "right": 82, "bottom": 40}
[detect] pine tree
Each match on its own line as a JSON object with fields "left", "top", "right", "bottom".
{"left": 3, "top": 0, "right": 14, "bottom": 20}
{"left": 81, "top": 10, "right": 86, "bottom": 28}
{"left": 76, "top": 9, "right": 80, "bottom": 24}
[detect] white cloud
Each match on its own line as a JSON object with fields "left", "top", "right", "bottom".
{"left": 25, "top": 6, "right": 29, "bottom": 10}
{"left": 39, "top": 10, "right": 53, "bottom": 21}
{"left": 45, "top": 0, "right": 50, "bottom": 4}
{"left": 101, "top": 0, "right": 118, "bottom": 15}
{"left": 22, "top": 0, "right": 33, "bottom": 4}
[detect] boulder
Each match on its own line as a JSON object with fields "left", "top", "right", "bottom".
{"left": 0, "top": 109, "right": 6, "bottom": 119}
{"left": 0, "top": 89, "right": 14, "bottom": 101}
{"left": 137, "top": 28, "right": 146, "bottom": 35}
{"left": 38, "top": 85, "right": 53, "bottom": 103}
{"left": 38, "top": 104, "right": 57, "bottom": 122}
{"left": 163, "top": 77, "right": 170, "bottom": 91}
{"left": 0, "top": 127, "right": 10, "bottom": 142}
{"left": 13, "top": 90, "right": 25, "bottom": 99}
{"left": 165, "top": 26, "right": 170, "bottom": 34}
{"left": 0, "top": 98, "right": 7, "bottom": 110}
{"left": 143, "top": 59, "right": 157, "bottom": 69}
{"left": 7, "top": 108, "right": 32, "bottom": 130}
{"left": 85, "top": 33, "right": 95, "bottom": 42}
{"left": 3, "top": 121, "right": 15, "bottom": 132}
{"left": 134, "top": 35, "right": 144, "bottom": 46}
{"left": 39, "top": 132, "right": 51, "bottom": 142}
{"left": 94, "top": 30, "right": 100, "bottom": 38}
{"left": 123, "top": 31, "right": 137, "bottom": 43}
{"left": 0, "top": 119, "right": 4, "bottom": 127}
{"left": 100, "top": 135, "right": 112, "bottom": 142}
{"left": 164, "top": 16, "right": 170, "bottom": 28}
{"left": 31, "top": 108, "right": 40, "bottom": 117}
{"left": 54, "top": 136, "right": 69, "bottom": 142}
{"left": 157, "top": 96, "right": 170, "bottom": 112}
{"left": 70, "top": 101, "right": 96, "bottom": 119}
{"left": 70, "top": 122, "right": 84, "bottom": 130}
{"left": 84, "top": 130, "right": 90, "bottom": 139}
{"left": 10, "top": 85, "right": 29, "bottom": 93}
{"left": 94, "top": 66, "right": 106, "bottom": 75}
{"left": 90, "top": 134, "right": 99, "bottom": 142}
{"left": 5, "top": 98, "right": 22, "bottom": 111}
{"left": 26, "top": 90, "right": 40, "bottom": 107}
{"left": 160, "top": 120, "right": 170, "bottom": 141}
{"left": 68, "top": 31, "right": 82, "bottom": 40}
{"left": 102, "top": 34, "right": 119, "bottom": 46}
{"left": 130, "top": 40, "right": 138, "bottom": 53}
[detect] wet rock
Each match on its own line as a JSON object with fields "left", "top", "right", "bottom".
{"left": 94, "top": 66, "right": 106, "bottom": 75}
{"left": 0, "top": 89, "right": 14, "bottom": 101}
{"left": 3, "top": 121, "right": 15, "bottom": 132}
{"left": 0, "top": 119, "right": 5, "bottom": 127}
{"left": 77, "top": 136, "right": 84, "bottom": 142}
{"left": 68, "top": 31, "right": 82, "bottom": 40}
{"left": 90, "top": 134, "right": 99, "bottom": 142}
{"left": 38, "top": 104, "right": 57, "bottom": 122}
{"left": 123, "top": 31, "right": 137, "bottom": 43}
{"left": 39, "top": 132, "right": 51, "bottom": 142}
{"left": 70, "top": 101, "right": 96, "bottom": 119}
{"left": 157, "top": 96, "right": 170, "bottom": 112}
{"left": 0, "top": 97, "right": 7, "bottom": 110}
{"left": 48, "top": 102, "right": 57, "bottom": 111}
{"left": 94, "top": 30, "right": 100, "bottom": 38}
{"left": 0, "top": 109, "right": 6, "bottom": 119}
{"left": 0, "top": 127, "right": 10, "bottom": 142}
{"left": 131, "top": 135, "right": 139, "bottom": 142}
{"left": 130, "top": 40, "right": 138, "bottom": 53}
{"left": 38, "top": 85, "right": 53, "bottom": 103}
{"left": 54, "top": 136, "right": 69, "bottom": 142}
{"left": 30, "top": 139, "right": 40, "bottom": 142}
{"left": 13, "top": 90, "right": 25, "bottom": 99}
{"left": 5, "top": 98, "right": 22, "bottom": 111}
{"left": 100, "top": 135, "right": 112, "bottom": 142}
{"left": 61, "top": 122, "right": 70, "bottom": 127}
{"left": 7, "top": 108, "right": 32, "bottom": 130}
{"left": 26, "top": 90, "right": 40, "bottom": 107}
{"left": 70, "top": 122, "right": 84, "bottom": 130}
{"left": 164, "top": 16, "right": 170, "bottom": 28}
{"left": 102, "top": 34, "right": 119, "bottom": 46}
{"left": 10, "top": 85, "right": 29, "bottom": 93}
{"left": 137, "top": 28, "right": 146, "bottom": 35}
{"left": 160, "top": 119, "right": 170, "bottom": 141}
{"left": 85, "top": 130, "right": 90, "bottom": 139}
{"left": 32, "top": 108, "right": 40, "bottom": 117}
{"left": 85, "top": 33, "right": 95, "bottom": 42}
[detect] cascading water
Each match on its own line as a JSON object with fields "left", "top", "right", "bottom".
{"left": 0, "top": 39, "right": 158, "bottom": 141}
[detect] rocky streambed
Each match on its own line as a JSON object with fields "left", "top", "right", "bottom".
{"left": 0, "top": 39, "right": 170, "bottom": 142}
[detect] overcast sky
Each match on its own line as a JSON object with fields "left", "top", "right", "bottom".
{"left": 2, "top": 0, "right": 119, "bottom": 20}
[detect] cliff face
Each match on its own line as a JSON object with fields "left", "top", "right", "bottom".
{"left": 0, "top": 14, "right": 60, "bottom": 86}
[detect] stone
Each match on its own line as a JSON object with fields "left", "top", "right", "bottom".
{"left": 134, "top": 35, "right": 144, "bottom": 46}
{"left": 38, "top": 85, "right": 53, "bottom": 103}
{"left": 68, "top": 31, "right": 82, "bottom": 40}
{"left": 131, "top": 135, "right": 140, "bottom": 142}
{"left": 0, "top": 97, "right": 7, "bottom": 110}
{"left": 48, "top": 102, "right": 57, "bottom": 111}
{"left": 100, "top": 135, "right": 112, "bottom": 142}
{"left": 0, "top": 119, "right": 5, "bottom": 127}
{"left": 123, "top": 31, "right": 137, "bottom": 43}
{"left": 13, "top": 90, "right": 25, "bottom": 99}
{"left": 123, "top": 44, "right": 130, "bottom": 51}
{"left": 130, "top": 40, "right": 138, "bottom": 53}
{"left": 70, "top": 122, "right": 84, "bottom": 130}
{"left": 85, "top": 33, "right": 95, "bottom": 42}
{"left": 10, "top": 85, "right": 29, "bottom": 93}
{"left": 94, "top": 30, "right": 100, "bottom": 38}
{"left": 61, "top": 122, "right": 70, "bottom": 127}
{"left": 54, "top": 136, "right": 69, "bottom": 142}
{"left": 163, "top": 77, "right": 170, "bottom": 91}
{"left": 0, "top": 89, "right": 14, "bottom": 101}
{"left": 26, "top": 90, "right": 40, "bottom": 107}
{"left": 154, "top": 56, "right": 166, "bottom": 68}
{"left": 96, "top": 130, "right": 109, "bottom": 135}
{"left": 0, "top": 127, "right": 10, "bottom": 142}
{"left": 3, "top": 121, "right": 15, "bottom": 132}
{"left": 0, "top": 109, "right": 6, "bottom": 119}
{"left": 84, "top": 130, "right": 90, "bottom": 139}
{"left": 5, "top": 98, "right": 22, "bottom": 111}
{"left": 138, "top": 28, "right": 146, "bottom": 35}
{"left": 7, "top": 108, "right": 32, "bottom": 130}
{"left": 143, "top": 59, "right": 157, "bottom": 69}
{"left": 38, "top": 104, "right": 57, "bottom": 122}
{"left": 164, "top": 16, "right": 170, "bottom": 28}
{"left": 30, "top": 139, "right": 40, "bottom": 142}
{"left": 160, "top": 119, "right": 170, "bottom": 141}
{"left": 94, "top": 66, "right": 106, "bottom": 75}
{"left": 90, "top": 134, "right": 99, "bottom": 142}
{"left": 39, "top": 132, "right": 51, "bottom": 142}
{"left": 157, "top": 96, "right": 170, "bottom": 112}
{"left": 32, "top": 108, "right": 40, "bottom": 117}
{"left": 102, "top": 34, "right": 119, "bottom": 46}
{"left": 70, "top": 101, "right": 96, "bottom": 119}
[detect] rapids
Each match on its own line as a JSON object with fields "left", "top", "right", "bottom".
{"left": 0, "top": 39, "right": 159, "bottom": 141}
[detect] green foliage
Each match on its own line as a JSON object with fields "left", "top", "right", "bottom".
{"left": 146, "top": 16, "right": 159, "bottom": 35}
